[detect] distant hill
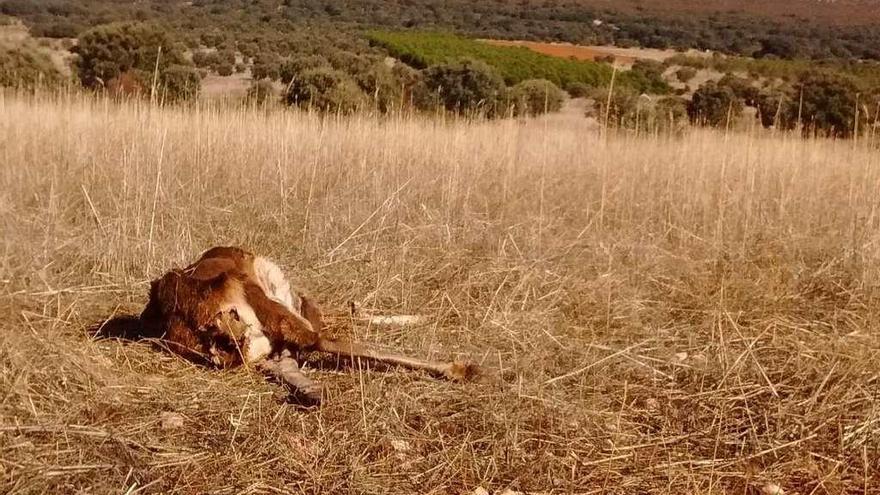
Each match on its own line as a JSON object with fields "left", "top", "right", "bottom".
{"left": 575, "top": 0, "right": 880, "bottom": 25}
{"left": 1, "top": 0, "right": 879, "bottom": 60}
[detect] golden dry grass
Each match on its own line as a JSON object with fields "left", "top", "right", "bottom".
{"left": 0, "top": 92, "right": 878, "bottom": 494}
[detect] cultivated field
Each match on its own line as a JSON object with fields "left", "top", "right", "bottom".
{"left": 481, "top": 40, "right": 687, "bottom": 66}
{"left": 1, "top": 93, "right": 879, "bottom": 494}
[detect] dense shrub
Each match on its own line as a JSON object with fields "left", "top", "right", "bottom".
{"left": 200, "top": 31, "right": 229, "bottom": 48}
{"left": 74, "top": 23, "right": 187, "bottom": 88}
{"left": 279, "top": 54, "right": 330, "bottom": 83}
{"left": 781, "top": 72, "right": 863, "bottom": 137}
{"left": 246, "top": 78, "right": 276, "bottom": 104}
{"left": 391, "top": 62, "right": 433, "bottom": 110}
{"left": 565, "top": 81, "right": 590, "bottom": 98}
{"left": 654, "top": 96, "right": 689, "bottom": 130}
{"left": 0, "top": 0, "right": 41, "bottom": 16}
{"left": 159, "top": 64, "right": 200, "bottom": 101}
{"left": 74, "top": 22, "right": 199, "bottom": 101}
{"left": 191, "top": 50, "right": 219, "bottom": 68}
{"left": 284, "top": 67, "right": 369, "bottom": 113}
{"left": 422, "top": 58, "right": 505, "bottom": 114}
{"left": 326, "top": 50, "right": 374, "bottom": 76}
{"left": 216, "top": 49, "right": 236, "bottom": 66}
{"left": 590, "top": 86, "right": 640, "bottom": 126}
{"left": 757, "top": 36, "right": 801, "bottom": 60}
{"left": 251, "top": 52, "right": 281, "bottom": 81}
{"left": 216, "top": 63, "right": 233, "bottom": 76}
{"left": 717, "top": 74, "right": 762, "bottom": 104}
{"left": 687, "top": 81, "right": 744, "bottom": 127}
{"left": 714, "top": 74, "right": 789, "bottom": 127}
{"left": 589, "top": 87, "right": 687, "bottom": 132}
{"left": 508, "top": 79, "right": 565, "bottom": 116}
{"left": 0, "top": 45, "right": 64, "bottom": 88}
{"left": 753, "top": 92, "right": 787, "bottom": 128}
{"left": 33, "top": 19, "right": 81, "bottom": 38}
{"left": 237, "top": 41, "right": 260, "bottom": 59}
{"left": 352, "top": 61, "right": 402, "bottom": 112}
{"left": 675, "top": 67, "right": 697, "bottom": 83}
{"left": 628, "top": 59, "right": 670, "bottom": 94}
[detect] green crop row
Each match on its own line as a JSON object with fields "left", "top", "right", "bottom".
{"left": 367, "top": 30, "right": 649, "bottom": 92}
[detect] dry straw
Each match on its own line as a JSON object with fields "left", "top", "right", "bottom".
{"left": 0, "top": 91, "right": 878, "bottom": 493}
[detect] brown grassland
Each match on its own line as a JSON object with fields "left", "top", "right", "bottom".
{"left": 0, "top": 92, "right": 879, "bottom": 494}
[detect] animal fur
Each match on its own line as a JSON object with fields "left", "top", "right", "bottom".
{"left": 141, "top": 246, "right": 476, "bottom": 403}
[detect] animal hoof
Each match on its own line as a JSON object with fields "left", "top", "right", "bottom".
{"left": 292, "top": 383, "right": 324, "bottom": 407}
{"left": 444, "top": 361, "right": 479, "bottom": 381}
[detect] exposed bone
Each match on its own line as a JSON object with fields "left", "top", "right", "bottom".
{"left": 315, "top": 337, "right": 478, "bottom": 381}
{"left": 368, "top": 315, "right": 427, "bottom": 327}
{"left": 258, "top": 353, "right": 324, "bottom": 404}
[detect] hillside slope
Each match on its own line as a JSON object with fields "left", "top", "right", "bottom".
{"left": 578, "top": 0, "right": 880, "bottom": 25}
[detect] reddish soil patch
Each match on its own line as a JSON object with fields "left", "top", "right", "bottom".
{"left": 483, "top": 40, "right": 700, "bottom": 67}
{"left": 485, "top": 39, "right": 636, "bottom": 64}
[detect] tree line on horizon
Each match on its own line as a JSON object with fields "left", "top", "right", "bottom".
{"left": 3, "top": 0, "right": 880, "bottom": 61}
{"left": 0, "top": 6, "right": 877, "bottom": 137}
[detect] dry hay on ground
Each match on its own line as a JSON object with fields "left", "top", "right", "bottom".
{"left": 200, "top": 73, "right": 256, "bottom": 100}
{"left": 0, "top": 92, "right": 878, "bottom": 494}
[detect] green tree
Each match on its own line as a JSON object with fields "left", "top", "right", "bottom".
{"left": 284, "top": 67, "right": 369, "bottom": 113}
{"left": 508, "top": 79, "right": 565, "bottom": 116}
{"left": 591, "top": 88, "right": 688, "bottom": 132}
{"left": 74, "top": 23, "right": 187, "bottom": 89}
{"left": 565, "top": 81, "right": 591, "bottom": 98}
{"left": 675, "top": 67, "right": 697, "bottom": 83}
{"left": 159, "top": 64, "right": 200, "bottom": 102}
{"left": 251, "top": 52, "right": 281, "bottom": 81}
{"left": 216, "top": 63, "right": 233, "bottom": 76}
{"left": 192, "top": 50, "right": 219, "bottom": 68}
{"left": 0, "top": 45, "right": 63, "bottom": 88}
{"left": 784, "top": 72, "right": 862, "bottom": 137}
{"left": 628, "top": 59, "right": 670, "bottom": 94}
{"left": 687, "top": 81, "right": 744, "bottom": 127}
{"left": 654, "top": 96, "right": 689, "bottom": 132}
{"left": 422, "top": 58, "right": 505, "bottom": 115}
{"left": 279, "top": 54, "right": 330, "bottom": 84}
{"left": 246, "top": 79, "right": 276, "bottom": 104}
{"left": 391, "top": 62, "right": 433, "bottom": 110}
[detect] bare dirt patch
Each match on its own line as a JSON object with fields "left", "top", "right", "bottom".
{"left": 200, "top": 73, "right": 253, "bottom": 99}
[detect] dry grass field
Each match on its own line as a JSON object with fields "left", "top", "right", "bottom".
{"left": 1, "top": 92, "right": 879, "bottom": 494}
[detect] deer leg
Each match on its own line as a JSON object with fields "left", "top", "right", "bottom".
{"left": 258, "top": 352, "right": 324, "bottom": 404}
{"left": 212, "top": 310, "right": 323, "bottom": 403}
{"left": 301, "top": 296, "right": 476, "bottom": 380}
{"left": 315, "top": 337, "right": 478, "bottom": 381}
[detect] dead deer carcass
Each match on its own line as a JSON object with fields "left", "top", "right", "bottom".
{"left": 139, "top": 246, "right": 476, "bottom": 403}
